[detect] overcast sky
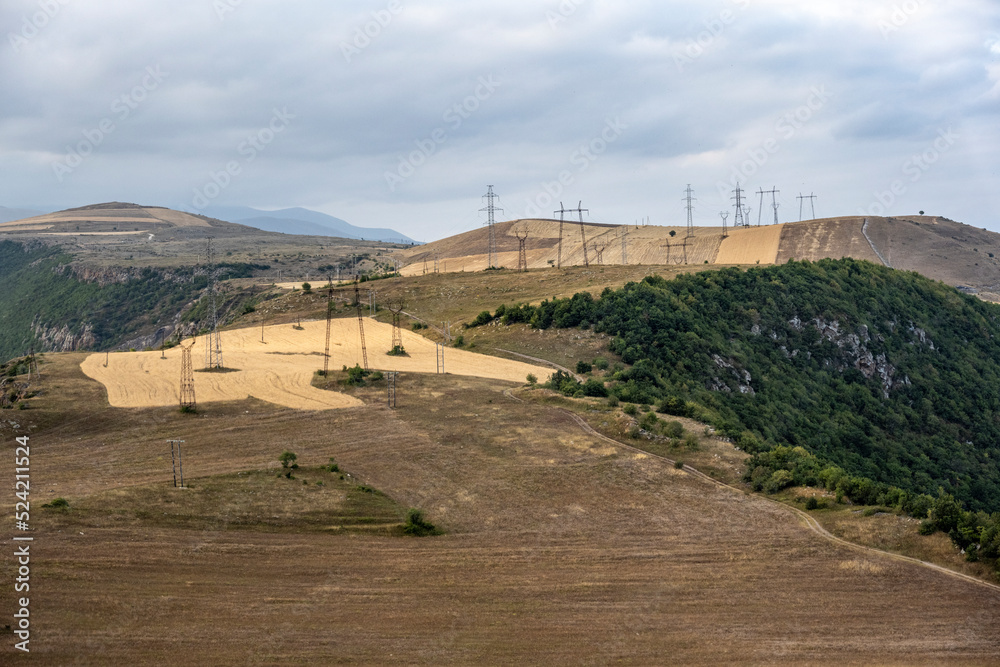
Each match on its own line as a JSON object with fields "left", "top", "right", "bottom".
{"left": 2, "top": 0, "right": 998, "bottom": 241}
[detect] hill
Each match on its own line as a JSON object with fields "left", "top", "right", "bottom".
{"left": 471, "top": 258, "right": 1000, "bottom": 514}
{"left": 396, "top": 215, "right": 1000, "bottom": 299}
{"left": 2, "top": 289, "right": 999, "bottom": 663}
{"left": 0, "top": 202, "right": 413, "bottom": 360}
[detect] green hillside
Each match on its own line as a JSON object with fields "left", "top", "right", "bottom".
{"left": 0, "top": 240, "right": 261, "bottom": 360}
{"left": 478, "top": 258, "right": 1000, "bottom": 514}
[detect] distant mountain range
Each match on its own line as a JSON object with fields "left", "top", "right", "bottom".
{"left": 0, "top": 207, "right": 45, "bottom": 223}
{"left": 196, "top": 206, "right": 418, "bottom": 244}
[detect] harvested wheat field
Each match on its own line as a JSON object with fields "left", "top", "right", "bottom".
{"left": 79, "top": 319, "right": 552, "bottom": 410}
{"left": 715, "top": 224, "right": 785, "bottom": 265}
{"left": 775, "top": 217, "right": 882, "bottom": 264}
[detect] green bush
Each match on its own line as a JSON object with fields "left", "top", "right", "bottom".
{"left": 279, "top": 451, "right": 297, "bottom": 469}
{"left": 42, "top": 497, "right": 69, "bottom": 509}
{"left": 663, "top": 421, "right": 685, "bottom": 439}
{"left": 526, "top": 373, "right": 538, "bottom": 385}
{"left": 623, "top": 403, "right": 638, "bottom": 416}
{"left": 593, "top": 357, "right": 609, "bottom": 371}
{"left": 576, "top": 360, "right": 593, "bottom": 375}
{"left": 805, "top": 496, "right": 819, "bottom": 510}
{"left": 764, "top": 469, "right": 795, "bottom": 494}
{"left": 402, "top": 508, "right": 441, "bottom": 536}
{"left": 582, "top": 377, "right": 608, "bottom": 397}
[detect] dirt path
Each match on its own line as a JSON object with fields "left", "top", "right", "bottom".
{"left": 545, "top": 400, "right": 1000, "bottom": 594}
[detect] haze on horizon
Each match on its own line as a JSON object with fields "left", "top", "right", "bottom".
{"left": 1, "top": 0, "right": 998, "bottom": 242}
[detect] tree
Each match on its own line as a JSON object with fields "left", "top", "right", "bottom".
{"left": 279, "top": 450, "right": 298, "bottom": 469}
{"left": 302, "top": 282, "right": 312, "bottom": 293}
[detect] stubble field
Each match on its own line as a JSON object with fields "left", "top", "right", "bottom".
{"left": 1, "top": 354, "right": 998, "bottom": 665}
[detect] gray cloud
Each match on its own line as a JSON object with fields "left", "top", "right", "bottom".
{"left": 0, "top": 0, "right": 997, "bottom": 239}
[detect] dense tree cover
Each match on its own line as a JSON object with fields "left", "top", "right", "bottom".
{"left": 0, "top": 240, "right": 264, "bottom": 359}
{"left": 477, "top": 259, "right": 1000, "bottom": 516}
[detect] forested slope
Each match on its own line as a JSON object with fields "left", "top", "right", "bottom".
{"left": 479, "top": 259, "right": 1000, "bottom": 514}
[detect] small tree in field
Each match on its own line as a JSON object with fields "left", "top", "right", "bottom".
{"left": 279, "top": 450, "right": 298, "bottom": 469}
{"left": 302, "top": 282, "right": 312, "bottom": 293}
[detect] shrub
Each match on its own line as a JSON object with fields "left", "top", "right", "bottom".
{"left": 582, "top": 377, "right": 608, "bottom": 397}
{"left": 387, "top": 345, "right": 406, "bottom": 356}
{"left": 674, "top": 460, "right": 685, "bottom": 469}
{"left": 402, "top": 508, "right": 441, "bottom": 536}
{"left": 593, "top": 357, "right": 609, "bottom": 371}
{"left": 663, "top": 420, "right": 684, "bottom": 439}
{"left": 526, "top": 373, "right": 538, "bottom": 385}
{"left": 279, "top": 451, "right": 297, "bottom": 469}
{"left": 469, "top": 311, "right": 494, "bottom": 327}
{"left": 623, "top": 403, "right": 638, "bottom": 416}
{"left": 607, "top": 395, "right": 619, "bottom": 408}
{"left": 325, "top": 458, "right": 340, "bottom": 473}
{"left": 42, "top": 497, "right": 69, "bottom": 509}
{"left": 302, "top": 282, "right": 312, "bottom": 293}
{"left": 576, "top": 360, "right": 593, "bottom": 375}
{"left": 453, "top": 335, "right": 465, "bottom": 348}
{"left": 805, "top": 496, "right": 819, "bottom": 510}
{"left": 764, "top": 469, "right": 795, "bottom": 494}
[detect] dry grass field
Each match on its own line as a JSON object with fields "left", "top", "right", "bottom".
{"left": 2, "top": 354, "right": 999, "bottom": 665}
{"left": 79, "top": 319, "right": 551, "bottom": 410}
{"left": 715, "top": 223, "right": 784, "bottom": 265}
{"left": 774, "top": 216, "right": 881, "bottom": 264}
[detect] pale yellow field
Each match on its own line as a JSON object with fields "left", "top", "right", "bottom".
{"left": 80, "top": 319, "right": 552, "bottom": 410}
{"left": 715, "top": 223, "right": 785, "bottom": 265}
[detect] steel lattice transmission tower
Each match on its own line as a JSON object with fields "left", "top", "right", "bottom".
{"left": 514, "top": 227, "right": 529, "bottom": 272}
{"left": 179, "top": 340, "right": 196, "bottom": 410}
{"left": 387, "top": 300, "right": 406, "bottom": 353}
{"left": 387, "top": 371, "right": 398, "bottom": 408}
{"left": 481, "top": 185, "right": 503, "bottom": 269}
{"left": 203, "top": 239, "right": 224, "bottom": 370}
{"left": 684, "top": 184, "right": 696, "bottom": 238}
{"left": 720, "top": 211, "right": 729, "bottom": 238}
{"left": 322, "top": 282, "right": 334, "bottom": 384}
{"left": 353, "top": 276, "right": 369, "bottom": 371}
{"left": 731, "top": 184, "right": 747, "bottom": 228}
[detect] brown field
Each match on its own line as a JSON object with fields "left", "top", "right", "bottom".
{"left": 2, "top": 354, "right": 999, "bottom": 665}
{"left": 397, "top": 220, "right": 729, "bottom": 274}
{"left": 79, "top": 319, "right": 552, "bottom": 410}
{"left": 775, "top": 217, "right": 882, "bottom": 264}
{"left": 715, "top": 223, "right": 784, "bottom": 265}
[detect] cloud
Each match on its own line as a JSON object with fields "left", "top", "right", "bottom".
{"left": 0, "top": 0, "right": 997, "bottom": 238}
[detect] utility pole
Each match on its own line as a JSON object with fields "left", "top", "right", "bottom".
{"left": 620, "top": 227, "right": 628, "bottom": 265}
{"left": 571, "top": 201, "right": 590, "bottom": 267}
{"left": 480, "top": 185, "right": 502, "bottom": 269}
{"left": 797, "top": 193, "right": 817, "bottom": 221}
{"left": 168, "top": 440, "right": 185, "bottom": 488}
{"left": 387, "top": 371, "right": 398, "bottom": 408}
{"left": 720, "top": 211, "right": 729, "bottom": 239}
{"left": 555, "top": 202, "right": 568, "bottom": 269}
{"left": 756, "top": 188, "right": 766, "bottom": 227}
